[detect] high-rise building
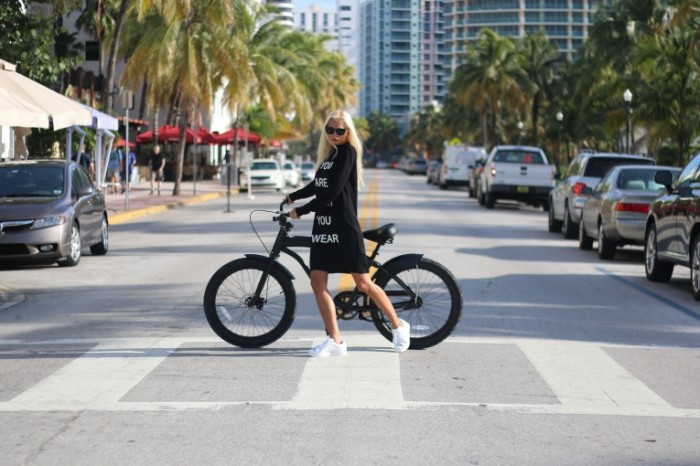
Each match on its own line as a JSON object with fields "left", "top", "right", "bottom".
{"left": 359, "top": 0, "right": 421, "bottom": 132}
{"left": 268, "top": 0, "right": 295, "bottom": 28}
{"left": 294, "top": 4, "right": 339, "bottom": 50}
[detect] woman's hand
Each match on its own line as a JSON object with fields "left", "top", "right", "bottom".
{"left": 290, "top": 209, "right": 299, "bottom": 220}
{"left": 284, "top": 195, "right": 293, "bottom": 205}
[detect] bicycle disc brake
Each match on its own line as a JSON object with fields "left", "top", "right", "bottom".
{"left": 334, "top": 290, "right": 360, "bottom": 320}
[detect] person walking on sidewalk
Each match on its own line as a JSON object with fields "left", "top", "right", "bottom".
{"left": 119, "top": 147, "right": 136, "bottom": 194}
{"left": 148, "top": 144, "right": 165, "bottom": 195}
{"left": 284, "top": 109, "right": 410, "bottom": 357}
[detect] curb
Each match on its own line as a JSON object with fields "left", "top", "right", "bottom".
{"left": 109, "top": 190, "right": 237, "bottom": 225}
{"left": 0, "top": 284, "right": 25, "bottom": 312}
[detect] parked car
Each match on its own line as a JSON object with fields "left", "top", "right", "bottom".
{"left": 579, "top": 165, "right": 681, "bottom": 260}
{"left": 548, "top": 152, "right": 655, "bottom": 238}
{"left": 405, "top": 158, "right": 428, "bottom": 175}
{"left": 467, "top": 157, "right": 486, "bottom": 198}
{"left": 239, "top": 159, "right": 285, "bottom": 192}
{"left": 0, "top": 159, "right": 109, "bottom": 267}
{"left": 645, "top": 152, "right": 700, "bottom": 299}
{"left": 282, "top": 160, "right": 300, "bottom": 187}
{"left": 300, "top": 161, "right": 316, "bottom": 183}
{"left": 427, "top": 160, "right": 442, "bottom": 184}
{"left": 438, "top": 145, "right": 485, "bottom": 190}
{"left": 477, "top": 145, "right": 556, "bottom": 210}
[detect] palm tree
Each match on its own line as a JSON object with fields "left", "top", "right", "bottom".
{"left": 516, "top": 31, "right": 562, "bottom": 145}
{"left": 365, "top": 112, "right": 400, "bottom": 160}
{"left": 122, "top": 0, "right": 234, "bottom": 194}
{"left": 449, "top": 29, "right": 527, "bottom": 150}
{"left": 404, "top": 104, "right": 445, "bottom": 160}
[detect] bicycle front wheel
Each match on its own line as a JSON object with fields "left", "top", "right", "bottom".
{"left": 203, "top": 258, "right": 296, "bottom": 348}
{"left": 372, "top": 257, "right": 462, "bottom": 349}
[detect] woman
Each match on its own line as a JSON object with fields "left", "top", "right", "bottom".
{"left": 285, "top": 110, "right": 410, "bottom": 357}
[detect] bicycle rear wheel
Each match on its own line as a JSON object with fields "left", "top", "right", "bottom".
{"left": 203, "top": 258, "right": 296, "bottom": 348}
{"left": 371, "top": 257, "right": 462, "bottom": 349}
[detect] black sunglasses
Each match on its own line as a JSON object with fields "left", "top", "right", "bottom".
{"left": 325, "top": 126, "right": 347, "bottom": 136}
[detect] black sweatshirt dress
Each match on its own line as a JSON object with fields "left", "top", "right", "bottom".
{"left": 288, "top": 143, "right": 369, "bottom": 273}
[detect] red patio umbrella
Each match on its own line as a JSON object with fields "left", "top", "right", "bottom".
{"left": 136, "top": 124, "right": 201, "bottom": 144}
{"left": 212, "top": 127, "right": 261, "bottom": 145}
{"left": 116, "top": 139, "right": 136, "bottom": 148}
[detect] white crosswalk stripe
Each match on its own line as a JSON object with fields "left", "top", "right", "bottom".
{"left": 1, "top": 336, "right": 700, "bottom": 417}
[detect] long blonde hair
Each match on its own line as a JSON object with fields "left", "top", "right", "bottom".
{"left": 316, "top": 110, "right": 364, "bottom": 189}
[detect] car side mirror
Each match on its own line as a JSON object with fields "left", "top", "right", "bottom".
{"left": 654, "top": 170, "right": 673, "bottom": 191}
{"left": 78, "top": 185, "right": 93, "bottom": 196}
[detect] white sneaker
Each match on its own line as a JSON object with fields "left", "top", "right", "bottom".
{"left": 309, "top": 337, "right": 347, "bottom": 357}
{"left": 392, "top": 319, "right": 411, "bottom": 353}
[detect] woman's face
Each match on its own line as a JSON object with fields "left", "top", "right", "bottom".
{"left": 324, "top": 117, "right": 348, "bottom": 146}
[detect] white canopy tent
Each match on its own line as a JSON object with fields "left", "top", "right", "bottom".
{"left": 0, "top": 58, "right": 120, "bottom": 189}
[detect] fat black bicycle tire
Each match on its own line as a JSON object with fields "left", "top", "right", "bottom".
{"left": 203, "top": 258, "right": 296, "bottom": 348}
{"left": 371, "top": 257, "right": 462, "bottom": 349}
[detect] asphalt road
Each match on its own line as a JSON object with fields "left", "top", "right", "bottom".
{"left": 1, "top": 168, "right": 700, "bottom": 465}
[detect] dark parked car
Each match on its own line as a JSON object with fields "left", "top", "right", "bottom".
{"left": 645, "top": 151, "right": 700, "bottom": 299}
{"left": 579, "top": 165, "right": 680, "bottom": 260}
{"left": 0, "top": 159, "right": 109, "bottom": 267}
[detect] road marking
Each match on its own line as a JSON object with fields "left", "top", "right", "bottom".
{"left": 279, "top": 334, "right": 404, "bottom": 410}
{"left": 2, "top": 336, "right": 700, "bottom": 417}
{"left": 2, "top": 337, "right": 178, "bottom": 411}
{"left": 517, "top": 340, "right": 675, "bottom": 416}
{"left": 338, "top": 172, "right": 380, "bottom": 291}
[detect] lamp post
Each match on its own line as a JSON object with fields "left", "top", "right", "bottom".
{"left": 623, "top": 89, "right": 632, "bottom": 153}
{"left": 517, "top": 121, "right": 524, "bottom": 145}
{"left": 556, "top": 111, "right": 563, "bottom": 169}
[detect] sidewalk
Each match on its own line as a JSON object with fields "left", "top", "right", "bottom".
{"left": 105, "top": 179, "right": 238, "bottom": 224}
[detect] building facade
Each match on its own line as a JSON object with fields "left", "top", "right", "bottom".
{"left": 293, "top": 4, "right": 339, "bottom": 50}
{"left": 359, "top": 0, "right": 421, "bottom": 132}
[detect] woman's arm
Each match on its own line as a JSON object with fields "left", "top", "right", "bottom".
{"left": 295, "top": 147, "right": 355, "bottom": 217}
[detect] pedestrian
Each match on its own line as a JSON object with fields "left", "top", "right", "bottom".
{"left": 284, "top": 109, "right": 410, "bottom": 357}
{"left": 148, "top": 144, "right": 165, "bottom": 195}
{"left": 119, "top": 146, "right": 136, "bottom": 194}
{"left": 106, "top": 146, "right": 121, "bottom": 194}
{"left": 74, "top": 143, "right": 94, "bottom": 178}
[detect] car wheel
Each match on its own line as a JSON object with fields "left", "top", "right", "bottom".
{"left": 645, "top": 224, "right": 673, "bottom": 282}
{"left": 541, "top": 199, "right": 550, "bottom": 212}
{"left": 58, "top": 223, "right": 81, "bottom": 267}
{"left": 562, "top": 204, "right": 578, "bottom": 239}
{"left": 597, "top": 222, "right": 616, "bottom": 260}
{"left": 485, "top": 191, "right": 496, "bottom": 209}
{"left": 578, "top": 220, "right": 593, "bottom": 250}
{"left": 90, "top": 216, "right": 109, "bottom": 255}
{"left": 691, "top": 235, "right": 700, "bottom": 301}
{"left": 548, "top": 201, "right": 563, "bottom": 233}
{"left": 477, "top": 186, "right": 485, "bottom": 206}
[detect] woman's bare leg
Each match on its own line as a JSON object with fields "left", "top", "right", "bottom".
{"left": 351, "top": 272, "right": 402, "bottom": 329}
{"left": 310, "top": 270, "right": 342, "bottom": 343}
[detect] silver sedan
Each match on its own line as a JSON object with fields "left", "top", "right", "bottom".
{"left": 0, "top": 159, "right": 109, "bottom": 267}
{"left": 579, "top": 165, "right": 681, "bottom": 260}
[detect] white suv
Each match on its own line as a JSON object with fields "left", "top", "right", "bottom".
{"left": 438, "top": 145, "right": 486, "bottom": 190}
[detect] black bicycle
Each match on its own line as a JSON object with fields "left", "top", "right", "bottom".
{"left": 203, "top": 203, "right": 463, "bottom": 349}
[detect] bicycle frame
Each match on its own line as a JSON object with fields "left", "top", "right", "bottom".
{"left": 249, "top": 210, "right": 420, "bottom": 319}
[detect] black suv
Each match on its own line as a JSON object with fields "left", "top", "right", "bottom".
{"left": 645, "top": 151, "right": 700, "bottom": 299}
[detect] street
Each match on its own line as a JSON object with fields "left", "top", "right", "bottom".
{"left": 1, "top": 168, "right": 700, "bottom": 465}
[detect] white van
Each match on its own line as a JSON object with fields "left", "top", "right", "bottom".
{"left": 438, "top": 145, "right": 486, "bottom": 190}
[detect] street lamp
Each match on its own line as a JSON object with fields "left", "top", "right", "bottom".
{"left": 623, "top": 89, "right": 632, "bottom": 153}
{"left": 556, "top": 111, "right": 563, "bottom": 168}
{"left": 517, "top": 121, "right": 524, "bottom": 145}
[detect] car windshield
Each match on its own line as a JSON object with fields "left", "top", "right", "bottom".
{"left": 616, "top": 168, "right": 679, "bottom": 191}
{"left": 0, "top": 165, "right": 65, "bottom": 197}
{"left": 251, "top": 162, "right": 278, "bottom": 170}
{"left": 584, "top": 157, "right": 654, "bottom": 178}
{"left": 301, "top": 163, "right": 315, "bottom": 170}
{"left": 492, "top": 150, "right": 543, "bottom": 164}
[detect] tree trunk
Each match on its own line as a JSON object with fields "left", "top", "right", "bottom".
{"left": 104, "top": 0, "right": 131, "bottom": 114}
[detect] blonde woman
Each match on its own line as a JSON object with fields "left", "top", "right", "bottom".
{"left": 285, "top": 110, "right": 410, "bottom": 357}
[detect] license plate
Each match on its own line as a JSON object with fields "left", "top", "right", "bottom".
{"left": 517, "top": 186, "right": 529, "bottom": 193}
